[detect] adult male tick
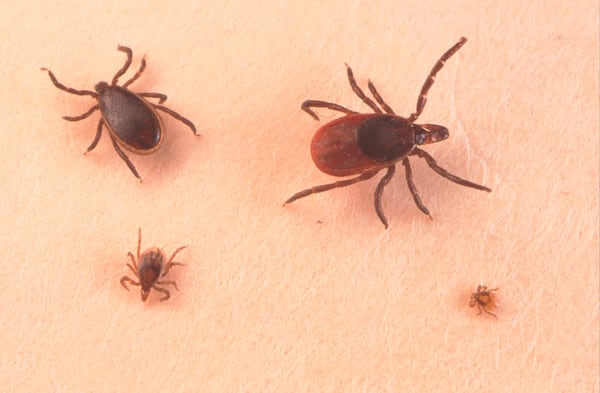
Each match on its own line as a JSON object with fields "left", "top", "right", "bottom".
{"left": 285, "top": 37, "right": 491, "bottom": 228}
{"left": 120, "top": 228, "right": 187, "bottom": 302}
{"left": 42, "top": 45, "right": 199, "bottom": 180}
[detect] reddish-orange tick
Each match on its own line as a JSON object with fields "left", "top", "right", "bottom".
{"left": 285, "top": 37, "right": 491, "bottom": 228}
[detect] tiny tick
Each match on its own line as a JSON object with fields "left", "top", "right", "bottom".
{"left": 469, "top": 285, "right": 499, "bottom": 319}
{"left": 120, "top": 228, "right": 187, "bottom": 302}
{"left": 42, "top": 45, "right": 199, "bottom": 180}
{"left": 285, "top": 37, "right": 491, "bottom": 228}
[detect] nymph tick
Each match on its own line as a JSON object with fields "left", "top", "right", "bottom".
{"left": 120, "top": 228, "right": 187, "bottom": 302}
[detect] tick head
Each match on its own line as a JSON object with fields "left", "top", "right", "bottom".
{"left": 141, "top": 289, "right": 151, "bottom": 302}
{"left": 414, "top": 124, "right": 449, "bottom": 145}
{"left": 95, "top": 81, "right": 110, "bottom": 94}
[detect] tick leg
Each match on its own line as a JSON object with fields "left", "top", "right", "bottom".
{"left": 482, "top": 308, "right": 499, "bottom": 319}
{"left": 301, "top": 100, "right": 357, "bottom": 120}
{"left": 163, "top": 245, "right": 188, "bottom": 276}
{"left": 139, "top": 92, "right": 167, "bottom": 104}
{"left": 122, "top": 56, "right": 146, "bottom": 88}
{"left": 152, "top": 286, "right": 171, "bottom": 302}
{"left": 162, "top": 262, "right": 185, "bottom": 278}
{"left": 409, "top": 37, "right": 467, "bottom": 122}
{"left": 112, "top": 45, "right": 134, "bottom": 86}
{"left": 136, "top": 228, "right": 142, "bottom": 261}
{"left": 412, "top": 148, "right": 492, "bottom": 192}
{"left": 109, "top": 133, "right": 142, "bottom": 181}
{"left": 40, "top": 68, "right": 96, "bottom": 97}
{"left": 345, "top": 64, "right": 382, "bottom": 113}
{"left": 373, "top": 165, "right": 396, "bottom": 229}
{"left": 126, "top": 263, "right": 137, "bottom": 276}
{"left": 63, "top": 104, "right": 99, "bottom": 122}
{"left": 153, "top": 105, "right": 199, "bottom": 136}
{"left": 167, "top": 245, "right": 188, "bottom": 265}
{"left": 120, "top": 276, "right": 140, "bottom": 291}
{"left": 155, "top": 280, "right": 179, "bottom": 291}
{"left": 284, "top": 171, "right": 379, "bottom": 205}
{"left": 367, "top": 81, "right": 395, "bottom": 115}
{"left": 126, "top": 238, "right": 139, "bottom": 277}
{"left": 402, "top": 158, "right": 432, "bottom": 218}
{"left": 475, "top": 304, "right": 483, "bottom": 315}
{"left": 84, "top": 120, "right": 103, "bottom": 154}
{"left": 127, "top": 251, "right": 138, "bottom": 272}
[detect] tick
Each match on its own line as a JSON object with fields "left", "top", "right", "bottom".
{"left": 469, "top": 285, "right": 499, "bottom": 319}
{"left": 285, "top": 37, "right": 491, "bottom": 228}
{"left": 41, "top": 45, "right": 199, "bottom": 180}
{"left": 120, "top": 228, "right": 187, "bottom": 302}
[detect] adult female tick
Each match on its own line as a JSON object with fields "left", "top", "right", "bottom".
{"left": 42, "top": 45, "right": 199, "bottom": 180}
{"left": 120, "top": 228, "right": 187, "bottom": 302}
{"left": 285, "top": 37, "right": 491, "bottom": 228}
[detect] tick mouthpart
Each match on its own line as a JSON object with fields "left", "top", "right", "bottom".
{"left": 95, "top": 81, "right": 110, "bottom": 94}
{"left": 414, "top": 124, "right": 449, "bottom": 145}
{"left": 141, "top": 290, "right": 150, "bottom": 302}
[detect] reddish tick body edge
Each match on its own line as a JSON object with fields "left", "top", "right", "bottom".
{"left": 96, "top": 84, "right": 163, "bottom": 154}
{"left": 312, "top": 113, "right": 421, "bottom": 176}
{"left": 285, "top": 37, "right": 492, "bottom": 228}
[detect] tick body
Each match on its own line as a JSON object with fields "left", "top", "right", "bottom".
{"left": 285, "top": 37, "right": 491, "bottom": 228}
{"left": 469, "top": 285, "right": 499, "bottom": 319}
{"left": 120, "top": 228, "right": 187, "bottom": 302}
{"left": 42, "top": 45, "right": 199, "bottom": 180}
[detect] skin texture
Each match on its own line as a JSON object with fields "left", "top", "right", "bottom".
{"left": 1, "top": 1, "right": 598, "bottom": 392}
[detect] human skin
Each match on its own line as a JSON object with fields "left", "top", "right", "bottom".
{"left": 0, "top": 1, "right": 597, "bottom": 392}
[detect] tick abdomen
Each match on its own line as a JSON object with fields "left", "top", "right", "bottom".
{"left": 97, "top": 85, "right": 162, "bottom": 151}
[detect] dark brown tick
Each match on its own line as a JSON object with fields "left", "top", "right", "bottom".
{"left": 469, "top": 285, "right": 499, "bottom": 319}
{"left": 120, "top": 228, "right": 187, "bottom": 302}
{"left": 285, "top": 37, "right": 491, "bottom": 228}
{"left": 41, "top": 45, "right": 199, "bottom": 180}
